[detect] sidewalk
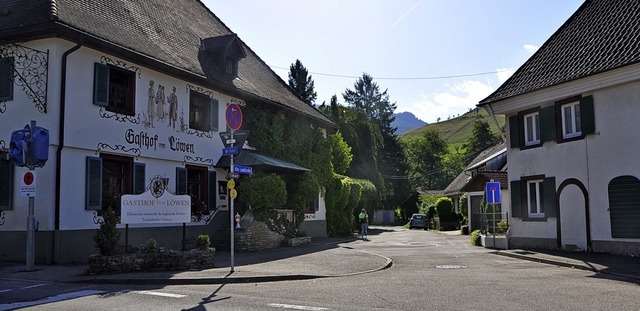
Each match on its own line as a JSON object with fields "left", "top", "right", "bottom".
{"left": 1, "top": 235, "right": 640, "bottom": 285}
{"left": 0, "top": 237, "right": 392, "bottom": 285}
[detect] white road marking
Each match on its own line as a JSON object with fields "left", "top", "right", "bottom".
{"left": 0, "top": 290, "right": 11, "bottom": 293}
{"left": 0, "top": 289, "right": 105, "bottom": 311}
{"left": 133, "top": 290, "right": 187, "bottom": 298}
{"left": 268, "top": 303, "right": 328, "bottom": 310}
{"left": 20, "top": 284, "right": 47, "bottom": 290}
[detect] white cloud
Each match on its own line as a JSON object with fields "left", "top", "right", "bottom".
{"left": 495, "top": 68, "right": 516, "bottom": 84}
{"left": 523, "top": 44, "right": 539, "bottom": 53}
{"left": 401, "top": 80, "right": 494, "bottom": 123}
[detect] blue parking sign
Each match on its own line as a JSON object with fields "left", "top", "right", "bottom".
{"left": 486, "top": 182, "right": 501, "bottom": 204}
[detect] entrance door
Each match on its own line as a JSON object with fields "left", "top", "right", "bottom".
{"left": 559, "top": 184, "right": 587, "bottom": 251}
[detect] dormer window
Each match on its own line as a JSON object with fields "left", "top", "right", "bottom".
{"left": 201, "top": 34, "right": 246, "bottom": 79}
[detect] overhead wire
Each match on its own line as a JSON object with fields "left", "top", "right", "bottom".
{"left": 269, "top": 65, "right": 502, "bottom": 80}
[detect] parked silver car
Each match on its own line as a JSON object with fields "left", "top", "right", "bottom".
{"left": 409, "top": 213, "right": 428, "bottom": 230}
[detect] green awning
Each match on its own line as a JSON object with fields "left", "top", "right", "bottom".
{"left": 215, "top": 149, "right": 310, "bottom": 173}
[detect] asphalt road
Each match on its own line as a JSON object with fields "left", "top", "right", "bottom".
{"left": 2, "top": 227, "right": 639, "bottom": 310}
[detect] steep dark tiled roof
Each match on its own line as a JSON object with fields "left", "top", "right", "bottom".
{"left": 0, "top": 0, "right": 334, "bottom": 126}
{"left": 443, "top": 142, "right": 506, "bottom": 195}
{"left": 480, "top": 0, "right": 640, "bottom": 105}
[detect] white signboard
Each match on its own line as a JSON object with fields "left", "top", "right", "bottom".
{"left": 121, "top": 185, "right": 191, "bottom": 224}
{"left": 20, "top": 171, "right": 36, "bottom": 197}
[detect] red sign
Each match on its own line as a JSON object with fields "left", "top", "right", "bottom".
{"left": 225, "top": 104, "right": 243, "bottom": 131}
{"left": 23, "top": 172, "right": 34, "bottom": 185}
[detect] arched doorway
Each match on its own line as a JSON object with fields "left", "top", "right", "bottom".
{"left": 556, "top": 179, "right": 590, "bottom": 251}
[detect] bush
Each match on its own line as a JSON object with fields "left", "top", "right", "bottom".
{"left": 138, "top": 239, "right": 159, "bottom": 253}
{"left": 93, "top": 207, "right": 121, "bottom": 256}
{"left": 497, "top": 220, "right": 509, "bottom": 234}
{"left": 460, "top": 225, "right": 469, "bottom": 235}
{"left": 470, "top": 229, "right": 482, "bottom": 246}
{"left": 195, "top": 234, "right": 211, "bottom": 250}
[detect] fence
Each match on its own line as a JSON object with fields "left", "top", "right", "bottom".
{"left": 473, "top": 211, "right": 509, "bottom": 236}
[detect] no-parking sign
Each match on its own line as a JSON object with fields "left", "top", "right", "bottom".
{"left": 21, "top": 171, "right": 37, "bottom": 197}
{"left": 225, "top": 103, "right": 243, "bottom": 131}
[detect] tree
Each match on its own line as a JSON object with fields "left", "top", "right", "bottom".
{"left": 329, "top": 131, "right": 353, "bottom": 175}
{"left": 342, "top": 73, "right": 409, "bottom": 210}
{"left": 463, "top": 119, "right": 500, "bottom": 159}
{"left": 405, "top": 130, "right": 449, "bottom": 190}
{"left": 288, "top": 59, "right": 317, "bottom": 105}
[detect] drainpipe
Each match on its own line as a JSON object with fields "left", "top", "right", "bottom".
{"left": 53, "top": 42, "right": 82, "bottom": 263}
{"left": 483, "top": 104, "right": 506, "bottom": 143}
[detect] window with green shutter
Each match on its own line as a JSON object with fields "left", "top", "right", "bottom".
{"left": 93, "top": 63, "right": 135, "bottom": 114}
{"left": 133, "top": 163, "right": 146, "bottom": 195}
{"left": 510, "top": 180, "right": 522, "bottom": 218}
{"left": 608, "top": 175, "right": 640, "bottom": 238}
{"left": 176, "top": 167, "right": 187, "bottom": 195}
{"left": 85, "top": 157, "right": 103, "bottom": 211}
{"left": 580, "top": 95, "right": 595, "bottom": 135}
{"left": 539, "top": 105, "right": 556, "bottom": 143}
{"left": 210, "top": 98, "right": 219, "bottom": 131}
{"left": 0, "top": 158, "right": 13, "bottom": 210}
{"left": 508, "top": 116, "right": 520, "bottom": 149}
{"left": 0, "top": 57, "right": 14, "bottom": 101}
{"left": 208, "top": 171, "right": 216, "bottom": 212}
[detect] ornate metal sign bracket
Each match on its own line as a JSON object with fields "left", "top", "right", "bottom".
{"left": 0, "top": 43, "right": 49, "bottom": 113}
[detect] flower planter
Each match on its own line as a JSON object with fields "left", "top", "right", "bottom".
{"left": 481, "top": 234, "right": 509, "bottom": 250}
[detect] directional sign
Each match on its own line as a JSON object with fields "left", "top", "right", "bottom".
{"left": 223, "top": 146, "right": 239, "bottom": 156}
{"left": 225, "top": 103, "right": 243, "bottom": 131}
{"left": 219, "top": 131, "right": 249, "bottom": 148}
{"left": 233, "top": 165, "right": 253, "bottom": 175}
{"left": 486, "top": 182, "right": 501, "bottom": 204}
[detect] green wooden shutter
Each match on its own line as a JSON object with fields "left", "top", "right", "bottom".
{"left": 0, "top": 159, "right": 13, "bottom": 210}
{"left": 85, "top": 157, "right": 103, "bottom": 210}
{"left": 0, "top": 57, "right": 14, "bottom": 101}
{"left": 133, "top": 162, "right": 146, "bottom": 195}
{"left": 580, "top": 95, "right": 595, "bottom": 135}
{"left": 539, "top": 106, "right": 556, "bottom": 143}
{"left": 608, "top": 176, "right": 640, "bottom": 238}
{"left": 508, "top": 116, "right": 520, "bottom": 149}
{"left": 93, "top": 63, "right": 109, "bottom": 106}
{"left": 208, "top": 170, "right": 216, "bottom": 212}
{"left": 210, "top": 98, "right": 219, "bottom": 131}
{"left": 543, "top": 177, "right": 557, "bottom": 217}
{"left": 176, "top": 167, "right": 187, "bottom": 195}
{"left": 510, "top": 180, "right": 522, "bottom": 218}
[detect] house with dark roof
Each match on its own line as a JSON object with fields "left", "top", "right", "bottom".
{"left": 443, "top": 142, "right": 507, "bottom": 232}
{"left": 0, "top": 0, "right": 335, "bottom": 264}
{"left": 479, "top": 0, "right": 640, "bottom": 255}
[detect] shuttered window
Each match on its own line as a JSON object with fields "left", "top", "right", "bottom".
{"left": 539, "top": 105, "right": 556, "bottom": 143}
{"left": 210, "top": 98, "right": 219, "bottom": 131}
{"left": 580, "top": 95, "right": 595, "bottom": 135}
{"left": 133, "top": 163, "right": 146, "bottom": 195}
{"left": 511, "top": 176, "right": 555, "bottom": 220}
{"left": 608, "top": 175, "right": 640, "bottom": 238}
{"left": 208, "top": 171, "right": 216, "bottom": 213}
{"left": 0, "top": 57, "right": 14, "bottom": 101}
{"left": 93, "top": 63, "right": 135, "bottom": 114}
{"left": 85, "top": 157, "right": 103, "bottom": 210}
{"left": 508, "top": 116, "right": 520, "bottom": 149}
{"left": 175, "top": 167, "right": 187, "bottom": 195}
{"left": 0, "top": 158, "right": 13, "bottom": 210}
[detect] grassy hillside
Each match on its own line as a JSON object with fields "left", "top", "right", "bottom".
{"left": 399, "top": 108, "right": 505, "bottom": 149}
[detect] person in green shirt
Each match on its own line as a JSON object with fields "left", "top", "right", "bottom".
{"left": 358, "top": 209, "right": 369, "bottom": 240}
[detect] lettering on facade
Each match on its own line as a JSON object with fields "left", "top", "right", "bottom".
{"left": 125, "top": 129, "right": 158, "bottom": 151}
{"left": 169, "top": 136, "right": 195, "bottom": 153}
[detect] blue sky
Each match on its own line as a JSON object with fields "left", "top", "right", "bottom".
{"left": 202, "top": 0, "right": 584, "bottom": 123}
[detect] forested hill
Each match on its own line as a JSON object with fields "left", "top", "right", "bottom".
{"left": 399, "top": 108, "right": 505, "bottom": 147}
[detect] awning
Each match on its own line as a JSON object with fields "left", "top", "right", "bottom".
{"left": 215, "top": 149, "right": 310, "bottom": 173}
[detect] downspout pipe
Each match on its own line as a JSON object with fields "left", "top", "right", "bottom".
{"left": 483, "top": 104, "right": 507, "bottom": 143}
{"left": 53, "top": 42, "right": 82, "bottom": 263}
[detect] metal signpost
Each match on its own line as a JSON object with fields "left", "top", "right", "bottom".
{"left": 225, "top": 103, "right": 242, "bottom": 272}
{"left": 9, "top": 120, "right": 49, "bottom": 271}
{"left": 485, "top": 181, "right": 501, "bottom": 249}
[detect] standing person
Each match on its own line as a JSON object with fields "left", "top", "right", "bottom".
{"left": 358, "top": 209, "right": 369, "bottom": 240}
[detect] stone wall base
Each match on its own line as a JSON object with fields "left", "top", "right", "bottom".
{"left": 88, "top": 248, "right": 215, "bottom": 274}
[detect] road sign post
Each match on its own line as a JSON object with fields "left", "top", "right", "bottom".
{"left": 225, "top": 104, "right": 243, "bottom": 273}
